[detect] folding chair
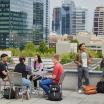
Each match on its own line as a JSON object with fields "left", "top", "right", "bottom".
{"left": 0, "top": 78, "right": 3, "bottom": 92}
{"left": 8, "top": 72, "right": 24, "bottom": 101}
{"left": 58, "top": 72, "right": 65, "bottom": 94}
{"left": 0, "top": 78, "right": 3, "bottom": 98}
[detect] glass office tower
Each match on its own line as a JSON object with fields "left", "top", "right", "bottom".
{"left": 52, "top": 7, "right": 61, "bottom": 34}
{"left": 0, "top": 0, "right": 33, "bottom": 48}
{"left": 52, "top": 0, "right": 87, "bottom": 35}
{"left": 33, "top": 0, "right": 50, "bottom": 45}
{"left": 33, "top": 0, "right": 43, "bottom": 45}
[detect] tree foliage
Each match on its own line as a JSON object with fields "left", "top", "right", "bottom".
{"left": 71, "top": 39, "right": 79, "bottom": 45}
{"left": 38, "top": 41, "right": 48, "bottom": 54}
{"left": 22, "top": 42, "right": 36, "bottom": 57}
{"left": 61, "top": 53, "right": 76, "bottom": 64}
{"left": 6, "top": 42, "right": 55, "bottom": 58}
{"left": 88, "top": 49, "right": 102, "bottom": 58}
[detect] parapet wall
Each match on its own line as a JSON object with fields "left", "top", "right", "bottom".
{"left": 63, "top": 70, "right": 102, "bottom": 90}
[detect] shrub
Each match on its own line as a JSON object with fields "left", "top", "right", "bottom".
{"left": 95, "top": 66, "right": 101, "bottom": 71}
{"left": 60, "top": 53, "right": 76, "bottom": 64}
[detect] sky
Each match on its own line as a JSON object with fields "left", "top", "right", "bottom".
{"left": 50, "top": 0, "right": 104, "bottom": 32}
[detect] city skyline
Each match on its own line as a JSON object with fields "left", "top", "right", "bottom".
{"left": 51, "top": 0, "right": 104, "bottom": 32}
{"left": 52, "top": 1, "right": 87, "bottom": 35}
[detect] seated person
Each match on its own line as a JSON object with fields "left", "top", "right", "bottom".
{"left": 14, "top": 57, "right": 31, "bottom": 88}
{"left": 29, "top": 54, "right": 44, "bottom": 88}
{"left": 0, "top": 53, "right": 9, "bottom": 80}
{"left": 39, "top": 54, "right": 64, "bottom": 95}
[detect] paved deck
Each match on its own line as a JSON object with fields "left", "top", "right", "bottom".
{"left": 0, "top": 90, "right": 104, "bottom": 104}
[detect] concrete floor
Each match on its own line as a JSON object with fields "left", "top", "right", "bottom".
{"left": 0, "top": 90, "right": 104, "bottom": 104}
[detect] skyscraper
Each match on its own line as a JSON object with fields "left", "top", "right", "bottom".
{"left": 93, "top": 7, "right": 104, "bottom": 36}
{"left": 52, "top": 7, "right": 61, "bottom": 34}
{"left": 52, "top": 0, "right": 87, "bottom": 35}
{"left": 0, "top": 0, "right": 33, "bottom": 48}
{"left": 72, "top": 8, "right": 87, "bottom": 35}
{"left": 33, "top": 0, "right": 50, "bottom": 44}
{"left": 61, "top": 1, "right": 75, "bottom": 35}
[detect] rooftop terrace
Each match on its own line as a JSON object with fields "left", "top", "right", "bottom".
{"left": 1, "top": 90, "right": 104, "bottom": 104}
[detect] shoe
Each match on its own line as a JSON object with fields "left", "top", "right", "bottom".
{"left": 19, "top": 91, "right": 23, "bottom": 96}
{"left": 78, "top": 89, "right": 83, "bottom": 94}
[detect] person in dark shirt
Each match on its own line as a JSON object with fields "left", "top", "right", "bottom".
{"left": 14, "top": 57, "right": 31, "bottom": 88}
{"left": 0, "top": 53, "right": 8, "bottom": 80}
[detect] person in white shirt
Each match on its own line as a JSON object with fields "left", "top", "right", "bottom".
{"left": 74, "top": 43, "right": 93, "bottom": 93}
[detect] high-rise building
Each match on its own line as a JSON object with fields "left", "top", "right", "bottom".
{"left": 61, "top": 1, "right": 75, "bottom": 35}
{"left": 52, "top": 7, "right": 61, "bottom": 34}
{"left": 52, "top": 0, "right": 87, "bottom": 35}
{"left": 72, "top": 8, "right": 87, "bottom": 35}
{"left": 93, "top": 7, "right": 104, "bottom": 36}
{"left": 33, "top": 0, "right": 50, "bottom": 44}
{"left": 0, "top": 0, "right": 33, "bottom": 48}
{"left": 33, "top": 0, "right": 44, "bottom": 44}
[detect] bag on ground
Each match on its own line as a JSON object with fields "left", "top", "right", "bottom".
{"left": 96, "top": 81, "right": 104, "bottom": 93}
{"left": 83, "top": 85, "right": 97, "bottom": 95}
{"left": 3, "top": 87, "right": 15, "bottom": 99}
{"left": 48, "top": 84, "right": 62, "bottom": 101}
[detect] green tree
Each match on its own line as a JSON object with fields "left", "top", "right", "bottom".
{"left": 48, "top": 48, "right": 56, "bottom": 54}
{"left": 6, "top": 48, "right": 21, "bottom": 56}
{"left": 38, "top": 41, "right": 48, "bottom": 54}
{"left": 71, "top": 39, "right": 79, "bottom": 45}
{"left": 22, "top": 42, "right": 36, "bottom": 57}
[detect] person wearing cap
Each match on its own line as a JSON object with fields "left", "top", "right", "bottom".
{"left": 0, "top": 53, "right": 9, "bottom": 80}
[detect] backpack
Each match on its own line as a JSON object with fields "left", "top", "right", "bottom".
{"left": 96, "top": 81, "right": 104, "bottom": 93}
{"left": 3, "top": 87, "right": 15, "bottom": 99}
{"left": 48, "top": 84, "right": 62, "bottom": 101}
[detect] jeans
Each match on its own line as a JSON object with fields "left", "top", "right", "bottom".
{"left": 22, "top": 78, "right": 31, "bottom": 88}
{"left": 78, "top": 67, "right": 89, "bottom": 89}
{"left": 39, "top": 78, "right": 53, "bottom": 95}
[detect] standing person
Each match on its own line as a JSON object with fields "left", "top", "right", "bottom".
{"left": 74, "top": 43, "right": 93, "bottom": 93}
{"left": 100, "top": 58, "right": 104, "bottom": 77}
{"left": 0, "top": 53, "right": 9, "bottom": 80}
{"left": 29, "top": 54, "right": 44, "bottom": 88}
{"left": 39, "top": 54, "right": 64, "bottom": 95}
{"left": 14, "top": 57, "right": 31, "bottom": 88}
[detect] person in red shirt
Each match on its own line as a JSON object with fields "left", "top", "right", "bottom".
{"left": 39, "top": 54, "right": 64, "bottom": 95}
